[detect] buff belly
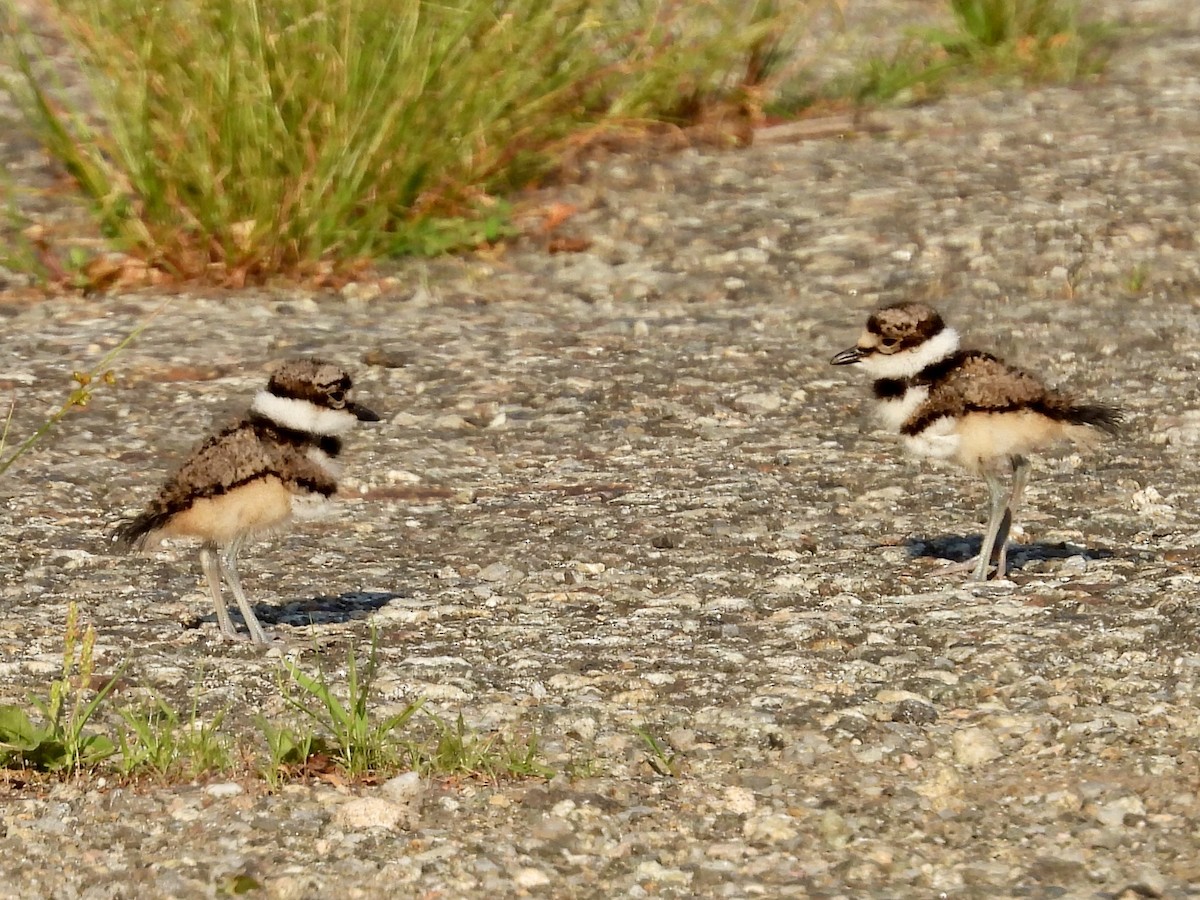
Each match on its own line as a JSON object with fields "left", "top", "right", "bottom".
{"left": 161, "top": 477, "right": 295, "bottom": 546}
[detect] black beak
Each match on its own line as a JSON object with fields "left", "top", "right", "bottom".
{"left": 350, "top": 401, "right": 381, "bottom": 422}
{"left": 830, "top": 346, "right": 865, "bottom": 366}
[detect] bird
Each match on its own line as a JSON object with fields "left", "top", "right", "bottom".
{"left": 115, "top": 358, "right": 380, "bottom": 644}
{"left": 830, "top": 302, "right": 1122, "bottom": 581}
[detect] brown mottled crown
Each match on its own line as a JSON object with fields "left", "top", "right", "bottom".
{"left": 866, "top": 302, "right": 945, "bottom": 349}
{"left": 267, "top": 358, "right": 353, "bottom": 409}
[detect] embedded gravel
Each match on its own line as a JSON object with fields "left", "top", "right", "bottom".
{"left": 3, "top": 2, "right": 1200, "bottom": 898}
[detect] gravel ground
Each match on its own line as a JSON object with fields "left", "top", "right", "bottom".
{"left": 4, "top": 2, "right": 1200, "bottom": 898}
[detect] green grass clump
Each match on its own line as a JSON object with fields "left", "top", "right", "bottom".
{"left": 0, "top": 603, "right": 120, "bottom": 775}
{"left": 936, "top": 0, "right": 1108, "bottom": 78}
{"left": 117, "top": 695, "right": 233, "bottom": 780}
{"left": 409, "top": 712, "right": 556, "bottom": 780}
{"left": 844, "top": 0, "right": 1111, "bottom": 105}
{"left": 2, "top": 0, "right": 813, "bottom": 280}
{"left": 256, "top": 718, "right": 331, "bottom": 789}
{"left": 633, "top": 724, "right": 683, "bottom": 777}
{"left": 279, "top": 632, "right": 422, "bottom": 777}
{"left": 0, "top": 613, "right": 554, "bottom": 787}
{"left": 0, "top": 172, "right": 45, "bottom": 282}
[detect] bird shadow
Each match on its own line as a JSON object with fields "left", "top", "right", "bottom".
{"left": 253, "top": 590, "right": 404, "bottom": 628}
{"left": 904, "top": 535, "right": 1116, "bottom": 572}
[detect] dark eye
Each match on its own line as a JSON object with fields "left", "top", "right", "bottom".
{"left": 329, "top": 389, "right": 346, "bottom": 406}
{"left": 880, "top": 337, "right": 900, "bottom": 350}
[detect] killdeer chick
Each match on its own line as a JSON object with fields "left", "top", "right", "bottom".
{"left": 830, "top": 302, "right": 1122, "bottom": 581}
{"left": 115, "top": 358, "right": 380, "bottom": 644}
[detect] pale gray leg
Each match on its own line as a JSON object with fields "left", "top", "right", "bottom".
{"left": 217, "top": 538, "right": 273, "bottom": 646}
{"left": 971, "top": 470, "right": 1011, "bottom": 582}
{"left": 992, "top": 455, "right": 1030, "bottom": 579}
{"left": 200, "top": 544, "right": 241, "bottom": 640}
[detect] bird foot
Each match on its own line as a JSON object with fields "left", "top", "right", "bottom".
{"left": 215, "top": 626, "right": 287, "bottom": 648}
{"left": 935, "top": 556, "right": 1010, "bottom": 582}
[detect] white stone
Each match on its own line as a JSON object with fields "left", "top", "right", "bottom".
{"left": 723, "top": 786, "right": 757, "bottom": 816}
{"left": 202, "top": 782, "right": 244, "bottom": 799}
{"left": 333, "top": 797, "right": 407, "bottom": 831}
{"left": 513, "top": 867, "right": 552, "bottom": 888}
{"left": 952, "top": 727, "right": 1003, "bottom": 767}
{"left": 743, "top": 812, "right": 798, "bottom": 843}
{"left": 1095, "top": 795, "right": 1146, "bottom": 828}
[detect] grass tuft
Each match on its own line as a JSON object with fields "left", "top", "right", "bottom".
{"left": 409, "top": 712, "right": 556, "bottom": 781}
{"left": 3, "top": 0, "right": 818, "bottom": 281}
{"left": 279, "top": 630, "right": 422, "bottom": 777}
{"left": 0, "top": 603, "right": 121, "bottom": 774}
{"left": 934, "top": 0, "right": 1111, "bottom": 80}
{"left": 1123, "top": 262, "right": 1150, "bottom": 296}
{"left": 633, "top": 724, "right": 683, "bottom": 777}
{"left": 0, "top": 613, "right": 554, "bottom": 787}
{"left": 840, "top": 0, "right": 1112, "bottom": 105}
{"left": 117, "top": 693, "right": 233, "bottom": 780}
{"left": 255, "top": 717, "right": 332, "bottom": 789}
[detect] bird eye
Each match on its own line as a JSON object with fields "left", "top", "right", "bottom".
{"left": 329, "top": 389, "right": 346, "bottom": 406}
{"left": 880, "top": 337, "right": 900, "bottom": 351}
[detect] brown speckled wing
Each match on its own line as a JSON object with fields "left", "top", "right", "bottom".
{"left": 116, "top": 423, "right": 270, "bottom": 544}
{"left": 115, "top": 421, "right": 339, "bottom": 546}
{"left": 160, "top": 424, "right": 280, "bottom": 508}
{"left": 902, "top": 352, "right": 1061, "bottom": 436}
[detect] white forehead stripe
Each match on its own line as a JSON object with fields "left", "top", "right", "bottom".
{"left": 860, "top": 327, "right": 960, "bottom": 379}
{"left": 251, "top": 391, "right": 357, "bottom": 435}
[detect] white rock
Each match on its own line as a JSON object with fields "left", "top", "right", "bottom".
{"left": 1130, "top": 486, "right": 1175, "bottom": 521}
{"left": 743, "top": 812, "right": 799, "bottom": 843}
{"left": 952, "top": 726, "right": 1003, "bottom": 767}
{"left": 333, "top": 796, "right": 417, "bottom": 831}
{"left": 634, "top": 860, "right": 691, "bottom": 884}
{"left": 732, "top": 392, "right": 783, "bottom": 415}
{"left": 1094, "top": 795, "right": 1146, "bottom": 828}
{"left": 202, "top": 782, "right": 244, "bottom": 799}
{"left": 381, "top": 771, "right": 425, "bottom": 810}
{"left": 915, "top": 766, "right": 965, "bottom": 812}
{"left": 723, "top": 786, "right": 757, "bottom": 816}
{"left": 479, "top": 562, "right": 512, "bottom": 582}
{"left": 513, "top": 867, "right": 552, "bottom": 888}
{"left": 562, "top": 716, "right": 598, "bottom": 742}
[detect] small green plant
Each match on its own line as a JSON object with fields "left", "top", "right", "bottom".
{"left": 0, "top": 174, "right": 45, "bottom": 283}
{"left": 172, "top": 704, "right": 233, "bottom": 775}
{"left": 500, "top": 731, "right": 557, "bottom": 780}
{"left": 0, "top": 395, "right": 14, "bottom": 460}
{"left": 280, "top": 632, "right": 422, "bottom": 776}
{"left": 115, "top": 702, "right": 177, "bottom": 777}
{"left": 0, "top": 305, "right": 162, "bottom": 478}
{"left": 0, "top": 603, "right": 120, "bottom": 774}
{"left": 633, "top": 725, "right": 683, "bottom": 778}
{"left": 409, "top": 712, "right": 554, "bottom": 780}
{"left": 222, "top": 874, "right": 265, "bottom": 895}
{"left": 117, "top": 693, "right": 233, "bottom": 779}
{"left": 3, "top": 0, "right": 819, "bottom": 280}
{"left": 843, "top": 0, "right": 1111, "bottom": 105}
{"left": 255, "top": 717, "right": 332, "bottom": 789}
{"left": 932, "top": 0, "right": 1109, "bottom": 80}
{"left": 837, "top": 46, "right": 956, "bottom": 106}
{"left": 389, "top": 205, "right": 519, "bottom": 259}
{"left": 564, "top": 755, "right": 603, "bottom": 780}
{"left": 0, "top": 369, "right": 111, "bottom": 479}
{"left": 1123, "top": 262, "right": 1150, "bottom": 295}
